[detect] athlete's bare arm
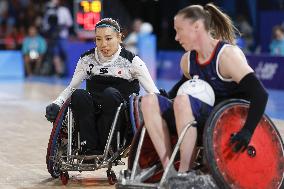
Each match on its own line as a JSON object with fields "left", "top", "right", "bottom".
{"left": 218, "top": 45, "right": 253, "bottom": 83}
{"left": 180, "top": 52, "right": 191, "bottom": 79}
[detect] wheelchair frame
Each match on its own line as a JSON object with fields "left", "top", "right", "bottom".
{"left": 116, "top": 99, "right": 284, "bottom": 189}
{"left": 46, "top": 99, "right": 132, "bottom": 185}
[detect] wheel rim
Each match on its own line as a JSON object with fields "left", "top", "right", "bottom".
{"left": 205, "top": 100, "right": 284, "bottom": 189}
{"left": 46, "top": 100, "right": 70, "bottom": 178}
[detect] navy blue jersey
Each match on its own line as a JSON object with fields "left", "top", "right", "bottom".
{"left": 189, "top": 41, "right": 240, "bottom": 104}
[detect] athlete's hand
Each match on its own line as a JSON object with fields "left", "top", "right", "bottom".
{"left": 159, "top": 88, "right": 169, "bottom": 98}
{"left": 45, "top": 103, "right": 60, "bottom": 123}
{"left": 230, "top": 128, "right": 252, "bottom": 153}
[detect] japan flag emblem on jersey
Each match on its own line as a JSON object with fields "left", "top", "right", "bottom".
{"left": 118, "top": 70, "right": 122, "bottom": 75}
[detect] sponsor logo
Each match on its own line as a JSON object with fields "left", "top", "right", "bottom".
{"left": 99, "top": 67, "right": 108, "bottom": 74}
{"left": 255, "top": 62, "right": 278, "bottom": 80}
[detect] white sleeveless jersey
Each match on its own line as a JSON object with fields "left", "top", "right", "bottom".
{"left": 53, "top": 46, "right": 159, "bottom": 107}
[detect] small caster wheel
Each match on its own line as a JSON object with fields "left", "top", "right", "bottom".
{"left": 60, "top": 171, "right": 69, "bottom": 185}
{"left": 107, "top": 170, "right": 117, "bottom": 185}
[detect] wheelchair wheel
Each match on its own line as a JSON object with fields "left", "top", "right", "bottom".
{"left": 128, "top": 95, "right": 180, "bottom": 183}
{"left": 204, "top": 99, "right": 284, "bottom": 189}
{"left": 128, "top": 125, "right": 180, "bottom": 183}
{"left": 129, "top": 94, "right": 143, "bottom": 134}
{"left": 46, "top": 99, "right": 70, "bottom": 178}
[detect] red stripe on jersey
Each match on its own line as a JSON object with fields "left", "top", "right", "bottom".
{"left": 196, "top": 41, "right": 220, "bottom": 66}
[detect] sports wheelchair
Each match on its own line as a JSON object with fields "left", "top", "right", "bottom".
{"left": 117, "top": 98, "right": 284, "bottom": 189}
{"left": 46, "top": 93, "right": 140, "bottom": 185}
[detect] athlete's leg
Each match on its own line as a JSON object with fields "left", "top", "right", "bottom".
{"left": 173, "top": 94, "right": 197, "bottom": 172}
{"left": 97, "top": 87, "right": 125, "bottom": 150}
{"left": 24, "top": 55, "right": 33, "bottom": 76}
{"left": 141, "top": 94, "right": 172, "bottom": 169}
{"left": 71, "top": 89, "right": 99, "bottom": 153}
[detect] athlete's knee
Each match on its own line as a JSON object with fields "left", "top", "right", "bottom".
{"left": 141, "top": 94, "right": 157, "bottom": 112}
{"left": 103, "top": 87, "right": 123, "bottom": 103}
{"left": 103, "top": 87, "right": 118, "bottom": 96}
{"left": 173, "top": 94, "right": 190, "bottom": 111}
{"left": 71, "top": 89, "right": 92, "bottom": 110}
{"left": 72, "top": 89, "right": 88, "bottom": 98}
{"left": 71, "top": 89, "right": 89, "bottom": 103}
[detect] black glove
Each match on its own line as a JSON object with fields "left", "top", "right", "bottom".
{"left": 230, "top": 128, "right": 253, "bottom": 153}
{"left": 159, "top": 88, "right": 169, "bottom": 98}
{"left": 45, "top": 103, "right": 60, "bottom": 123}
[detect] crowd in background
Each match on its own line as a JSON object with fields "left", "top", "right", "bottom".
{"left": 0, "top": 0, "right": 73, "bottom": 77}
{"left": 0, "top": 0, "right": 284, "bottom": 77}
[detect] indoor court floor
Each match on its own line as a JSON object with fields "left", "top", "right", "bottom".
{"left": 0, "top": 77, "right": 283, "bottom": 189}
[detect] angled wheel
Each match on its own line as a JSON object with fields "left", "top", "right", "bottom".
{"left": 129, "top": 95, "right": 143, "bottom": 133}
{"left": 204, "top": 99, "right": 284, "bottom": 189}
{"left": 46, "top": 99, "right": 70, "bottom": 178}
{"left": 128, "top": 94, "right": 180, "bottom": 183}
{"left": 128, "top": 125, "right": 179, "bottom": 183}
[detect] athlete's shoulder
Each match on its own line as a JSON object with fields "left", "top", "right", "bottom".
{"left": 119, "top": 47, "right": 136, "bottom": 62}
{"left": 180, "top": 52, "right": 190, "bottom": 75}
{"left": 80, "top": 47, "right": 96, "bottom": 59}
{"left": 219, "top": 43, "right": 243, "bottom": 57}
{"left": 181, "top": 51, "right": 190, "bottom": 64}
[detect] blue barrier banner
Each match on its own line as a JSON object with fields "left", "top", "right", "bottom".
{"left": 0, "top": 51, "right": 24, "bottom": 79}
{"left": 157, "top": 51, "right": 184, "bottom": 80}
{"left": 259, "top": 11, "right": 284, "bottom": 53}
{"left": 156, "top": 51, "right": 284, "bottom": 90}
{"left": 65, "top": 41, "right": 94, "bottom": 77}
{"left": 247, "top": 55, "right": 284, "bottom": 90}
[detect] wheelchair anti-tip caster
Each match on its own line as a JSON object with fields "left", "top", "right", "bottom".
{"left": 107, "top": 169, "right": 117, "bottom": 185}
{"left": 60, "top": 171, "right": 69, "bottom": 185}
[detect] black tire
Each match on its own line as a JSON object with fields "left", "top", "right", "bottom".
{"left": 46, "top": 100, "right": 70, "bottom": 178}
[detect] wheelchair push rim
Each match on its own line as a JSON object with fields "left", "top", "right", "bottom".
{"left": 204, "top": 99, "right": 284, "bottom": 189}
{"left": 46, "top": 99, "right": 70, "bottom": 178}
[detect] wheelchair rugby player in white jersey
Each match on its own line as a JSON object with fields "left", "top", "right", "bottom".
{"left": 45, "top": 18, "right": 159, "bottom": 185}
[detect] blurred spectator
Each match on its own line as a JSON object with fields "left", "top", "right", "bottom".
{"left": 20, "top": 1, "right": 42, "bottom": 29}
{"left": 42, "top": 0, "right": 73, "bottom": 77}
{"left": 235, "top": 15, "right": 254, "bottom": 53}
{"left": 140, "top": 22, "right": 153, "bottom": 34}
{"left": 0, "top": 21, "right": 8, "bottom": 49}
{"left": 269, "top": 25, "right": 284, "bottom": 56}
{"left": 0, "top": 0, "right": 8, "bottom": 25}
{"left": 22, "top": 25, "right": 47, "bottom": 76}
{"left": 123, "top": 18, "right": 143, "bottom": 55}
{"left": 4, "top": 25, "right": 24, "bottom": 50}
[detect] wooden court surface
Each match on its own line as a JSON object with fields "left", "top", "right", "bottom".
{"left": 0, "top": 80, "right": 283, "bottom": 189}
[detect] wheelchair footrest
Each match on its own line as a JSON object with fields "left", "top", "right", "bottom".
{"left": 116, "top": 182, "right": 158, "bottom": 189}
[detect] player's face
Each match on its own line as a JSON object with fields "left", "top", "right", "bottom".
{"left": 95, "top": 27, "right": 122, "bottom": 57}
{"left": 174, "top": 15, "right": 198, "bottom": 51}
